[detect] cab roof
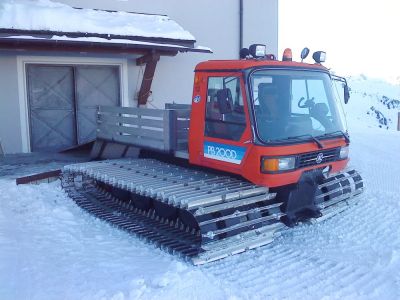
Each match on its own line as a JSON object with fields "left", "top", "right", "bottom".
{"left": 195, "top": 59, "right": 328, "bottom": 72}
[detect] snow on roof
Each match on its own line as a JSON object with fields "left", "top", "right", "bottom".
{"left": 0, "top": 0, "right": 196, "bottom": 42}
{"left": 1, "top": 34, "right": 212, "bottom": 53}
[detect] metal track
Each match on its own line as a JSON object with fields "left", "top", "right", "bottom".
{"left": 62, "top": 159, "right": 285, "bottom": 265}
{"left": 61, "top": 159, "right": 364, "bottom": 264}
{"left": 312, "top": 168, "right": 364, "bottom": 223}
{"left": 64, "top": 184, "right": 203, "bottom": 259}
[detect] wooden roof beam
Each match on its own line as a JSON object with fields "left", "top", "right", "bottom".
{"left": 136, "top": 51, "right": 161, "bottom": 106}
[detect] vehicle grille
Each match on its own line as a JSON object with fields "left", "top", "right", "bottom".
{"left": 297, "top": 147, "right": 340, "bottom": 168}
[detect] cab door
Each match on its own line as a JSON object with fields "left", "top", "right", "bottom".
{"left": 199, "top": 73, "right": 252, "bottom": 174}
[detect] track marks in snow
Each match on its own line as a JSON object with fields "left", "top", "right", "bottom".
{"left": 203, "top": 131, "right": 400, "bottom": 299}
{"left": 1, "top": 123, "right": 400, "bottom": 299}
{"left": 0, "top": 179, "right": 234, "bottom": 300}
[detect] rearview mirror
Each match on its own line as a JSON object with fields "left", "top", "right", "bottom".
{"left": 332, "top": 75, "right": 350, "bottom": 105}
{"left": 300, "top": 47, "right": 310, "bottom": 62}
{"left": 344, "top": 84, "right": 350, "bottom": 104}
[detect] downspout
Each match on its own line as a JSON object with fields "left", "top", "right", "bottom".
{"left": 239, "top": 0, "right": 243, "bottom": 56}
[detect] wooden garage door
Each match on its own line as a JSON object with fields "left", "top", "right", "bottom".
{"left": 27, "top": 65, "right": 120, "bottom": 152}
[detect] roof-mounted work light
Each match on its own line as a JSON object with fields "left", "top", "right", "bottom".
{"left": 239, "top": 47, "right": 250, "bottom": 59}
{"left": 312, "top": 51, "right": 326, "bottom": 63}
{"left": 249, "top": 44, "right": 267, "bottom": 58}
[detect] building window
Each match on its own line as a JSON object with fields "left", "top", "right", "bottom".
{"left": 204, "top": 76, "right": 246, "bottom": 141}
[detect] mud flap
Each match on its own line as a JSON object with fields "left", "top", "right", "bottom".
{"left": 277, "top": 170, "right": 324, "bottom": 227}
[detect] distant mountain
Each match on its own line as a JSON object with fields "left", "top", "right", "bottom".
{"left": 345, "top": 75, "right": 400, "bottom": 130}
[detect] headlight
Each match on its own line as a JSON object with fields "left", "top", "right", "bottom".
{"left": 261, "top": 156, "right": 296, "bottom": 173}
{"left": 339, "top": 146, "right": 349, "bottom": 159}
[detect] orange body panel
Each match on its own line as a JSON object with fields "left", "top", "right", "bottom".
{"left": 195, "top": 59, "right": 328, "bottom": 72}
{"left": 188, "top": 59, "right": 348, "bottom": 188}
{"left": 241, "top": 142, "right": 348, "bottom": 187}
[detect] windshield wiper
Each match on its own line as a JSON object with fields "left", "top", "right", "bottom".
{"left": 274, "top": 134, "right": 324, "bottom": 149}
{"left": 317, "top": 130, "right": 350, "bottom": 144}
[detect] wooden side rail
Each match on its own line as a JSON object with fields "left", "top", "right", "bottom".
{"left": 92, "top": 105, "right": 190, "bottom": 159}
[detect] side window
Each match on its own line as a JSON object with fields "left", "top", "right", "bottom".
{"left": 205, "top": 76, "right": 246, "bottom": 141}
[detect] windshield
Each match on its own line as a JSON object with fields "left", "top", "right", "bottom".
{"left": 250, "top": 69, "right": 347, "bottom": 143}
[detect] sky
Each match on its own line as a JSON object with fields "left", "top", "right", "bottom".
{"left": 279, "top": 0, "right": 400, "bottom": 82}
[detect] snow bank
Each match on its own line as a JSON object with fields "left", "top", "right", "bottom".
{"left": 0, "top": 0, "right": 195, "bottom": 41}
{"left": 346, "top": 75, "right": 400, "bottom": 131}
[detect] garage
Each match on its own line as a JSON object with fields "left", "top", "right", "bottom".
{"left": 26, "top": 64, "right": 120, "bottom": 152}
{"left": 0, "top": 2, "right": 216, "bottom": 154}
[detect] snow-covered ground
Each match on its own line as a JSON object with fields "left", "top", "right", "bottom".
{"left": 1, "top": 77, "right": 400, "bottom": 299}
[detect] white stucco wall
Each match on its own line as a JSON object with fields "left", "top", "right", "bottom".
{"left": 243, "top": 0, "right": 278, "bottom": 53}
{"left": 58, "top": 0, "right": 278, "bottom": 107}
{"left": 0, "top": 55, "right": 22, "bottom": 153}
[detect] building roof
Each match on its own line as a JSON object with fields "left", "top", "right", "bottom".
{"left": 0, "top": 0, "right": 211, "bottom": 55}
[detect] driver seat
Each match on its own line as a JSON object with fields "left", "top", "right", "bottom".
{"left": 310, "top": 103, "right": 333, "bottom": 131}
{"left": 258, "top": 83, "right": 278, "bottom": 117}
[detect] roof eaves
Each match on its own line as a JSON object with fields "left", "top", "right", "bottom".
{"left": 0, "top": 33, "right": 212, "bottom": 54}
{"left": 0, "top": 28, "right": 196, "bottom": 48}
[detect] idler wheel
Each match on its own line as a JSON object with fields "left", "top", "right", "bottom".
{"left": 179, "top": 209, "right": 200, "bottom": 230}
{"left": 111, "top": 187, "right": 131, "bottom": 201}
{"left": 153, "top": 201, "right": 178, "bottom": 220}
{"left": 130, "top": 193, "right": 152, "bottom": 210}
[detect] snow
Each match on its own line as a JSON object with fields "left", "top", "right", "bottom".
{"left": 0, "top": 0, "right": 195, "bottom": 41}
{"left": 1, "top": 78, "right": 400, "bottom": 299}
{"left": 346, "top": 75, "right": 400, "bottom": 131}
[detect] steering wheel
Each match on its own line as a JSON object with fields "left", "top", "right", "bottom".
{"left": 297, "top": 97, "right": 315, "bottom": 108}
